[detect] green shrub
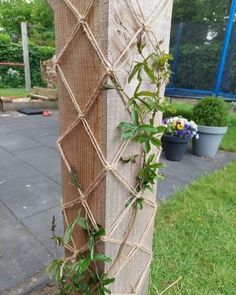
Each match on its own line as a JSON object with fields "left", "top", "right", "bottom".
{"left": 193, "top": 96, "right": 229, "bottom": 126}
{"left": 0, "top": 34, "right": 55, "bottom": 88}
{"left": 0, "top": 33, "right": 11, "bottom": 43}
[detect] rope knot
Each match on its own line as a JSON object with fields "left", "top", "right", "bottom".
{"left": 79, "top": 114, "right": 85, "bottom": 120}
{"left": 79, "top": 17, "right": 86, "bottom": 25}
{"left": 106, "top": 67, "right": 115, "bottom": 76}
{"left": 101, "top": 236, "right": 108, "bottom": 242}
{"left": 77, "top": 189, "right": 86, "bottom": 201}
{"left": 105, "top": 165, "right": 115, "bottom": 171}
{"left": 141, "top": 22, "right": 150, "bottom": 32}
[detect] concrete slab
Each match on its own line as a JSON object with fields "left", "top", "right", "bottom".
{"left": 15, "top": 146, "right": 61, "bottom": 178}
{"left": 0, "top": 133, "right": 42, "bottom": 152}
{"left": 50, "top": 173, "right": 62, "bottom": 184}
{"left": 22, "top": 206, "right": 63, "bottom": 257}
{"left": 157, "top": 176, "right": 188, "bottom": 201}
{"left": 2, "top": 180, "right": 61, "bottom": 219}
{"left": 32, "top": 134, "right": 58, "bottom": 150}
{"left": 0, "top": 125, "right": 13, "bottom": 135}
{"left": 0, "top": 202, "right": 52, "bottom": 292}
{"left": 0, "top": 164, "right": 48, "bottom": 197}
{"left": 0, "top": 147, "right": 23, "bottom": 169}
{"left": 18, "top": 127, "right": 59, "bottom": 139}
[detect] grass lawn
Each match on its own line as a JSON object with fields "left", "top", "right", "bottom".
{"left": 150, "top": 161, "right": 236, "bottom": 295}
{"left": 221, "top": 113, "right": 236, "bottom": 153}
{"left": 165, "top": 100, "right": 236, "bottom": 153}
{"left": 0, "top": 88, "right": 28, "bottom": 97}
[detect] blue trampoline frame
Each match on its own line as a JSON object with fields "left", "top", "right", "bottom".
{"left": 166, "top": 0, "right": 236, "bottom": 101}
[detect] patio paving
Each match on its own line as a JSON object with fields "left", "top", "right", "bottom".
{"left": 0, "top": 111, "right": 235, "bottom": 294}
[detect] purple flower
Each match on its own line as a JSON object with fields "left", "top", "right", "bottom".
{"left": 162, "top": 118, "right": 168, "bottom": 125}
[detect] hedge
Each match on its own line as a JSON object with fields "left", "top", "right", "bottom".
{"left": 170, "top": 42, "right": 236, "bottom": 94}
{"left": 0, "top": 33, "right": 55, "bottom": 88}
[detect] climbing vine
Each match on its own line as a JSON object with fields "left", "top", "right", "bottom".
{"left": 118, "top": 39, "right": 174, "bottom": 209}
{"left": 47, "top": 37, "right": 174, "bottom": 294}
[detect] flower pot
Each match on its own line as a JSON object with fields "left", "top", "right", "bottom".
{"left": 193, "top": 125, "right": 228, "bottom": 157}
{"left": 163, "top": 134, "right": 190, "bottom": 161}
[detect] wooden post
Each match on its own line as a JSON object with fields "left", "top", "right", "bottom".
{"left": 21, "top": 22, "right": 31, "bottom": 91}
{"left": 49, "top": 1, "right": 173, "bottom": 294}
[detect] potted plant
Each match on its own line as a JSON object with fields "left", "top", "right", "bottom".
{"left": 192, "top": 96, "right": 229, "bottom": 157}
{"left": 162, "top": 116, "right": 198, "bottom": 161}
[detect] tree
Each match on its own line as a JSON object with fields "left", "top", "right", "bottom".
{"left": 0, "top": 0, "right": 32, "bottom": 41}
{"left": 29, "top": 0, "right": 55, "bottom": 46}
{"left": 0, "top": 0, "right": 54, "bottom": 45}
{"left": 172, "top": 0, "right": 231, "bottom": 23}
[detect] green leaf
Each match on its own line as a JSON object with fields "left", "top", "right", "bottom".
{"left": 89, "top": 236, "right": 95, "bottom": 260}
{"left": 128, "top": 63, "right": 142, "bottom": 83}
{"left": 150, "top": 163, "right": 163, "bottom": 169}
{"left": 136, "top": 197, "right": 144, "bottom": 210}
{"left": 104, "top": 287, "right": 112, "bottom": 294}
{"left": 70, "top": 170, "right": 81, "bottom": 189}
{"left": 47, "top": 259, "right": 63, "bottom": 281}
{"left": 134, "top": 135, "right": 147, "bottom": 143}
{"left": 144, "top": 141, "right": 151, "bottom": 153}
{"left": 134, "top": 79, "right": 142, "bottom": 95}
{"left": 75, "top": 215, "right": 88, "bottom": 230}
{"left": 136, "top": 97, "right": 153, "bottom": 111}
{"left": 156, "top": 126, "right": 166, "bottom": 133}
{"left": 122, "top": 130, "right": 136, "bottom": 140}
{"left": 52, "top": 236, "right": 64, "bottom": 247}
{"left": 64, "top": 221, "right": 76, "bottom": 244}
{"left": 80, "top": 257, "right": 91, "bottom": 272}
{"left": 137, "top": 124, "right": 157, "bottom": 133}
{"left": 136, "top": 91, "right": 154, "bottom": 97}
{"left": 94, "top": 225, "right": 105, "bottom": 238}
{"left": 94, "top": 254, "right": 112, "bottom": 263}
{"left": 120, "top": 154, "right": 139, "bottom": 164}
{"left": 101, "top": 83, "right": 116, "bottom": 90}
{"left": 147, "top": 153, "right": 155, "bottom": 164}
{"left": 131, "top": 108, "right": 139, "bottom": 125}
{"left": 102, "top": 278, "right": 115, "bottom": 286}
{"left": 118, "top": 122, "right": 134, "bottom": 130}
{"left": 143, "top": 63, "right": 156, "bottom": 83}
{"left": 150, "top": 137, "right": 161, "bottom": 147}
{"left": 137, "top": 41, "right": 146, "bottom": 54}
{"left": 146, "top": 185, "right": 154, "bottom": 192}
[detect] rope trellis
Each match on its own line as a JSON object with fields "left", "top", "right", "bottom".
{"left": 52, "top": 0, "right": 173, "bottom": 293}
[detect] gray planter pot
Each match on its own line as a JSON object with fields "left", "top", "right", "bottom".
{"left": 193, "top": 125, "right": 228, "bottom": 157}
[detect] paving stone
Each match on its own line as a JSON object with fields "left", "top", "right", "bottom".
{"left": 0, "top": 147, "right": 23, "bottom": 169}
{"left": 18, "top": 127, "right": 59, "bottom": 139}
{"left": 2, "top": 180, "right": 61, "bottom": 219}
{"left": 0, "top": 202, "right": 52, "bottom": 292}
{"left": 157, "top": 176, "right": 188, "bottom": 201}
{"left": 15, "top": 146, "right": 61, "bottom": 177}
{"left": 0, "top": 133, "right": 42, "bottom": 152}
{"left": 32, "top": 134, "right": 58, "bottom": 150}
{"left": 0, "top": 164, "right": 47, "bottom": 197}
{"left": 158, "top": 150, "right": 236, "bottom": 200}
{"left": 22, "top": 206, "right": 63, "bottom": 256}
{"left": 0, "top": 125, "right": 14, "bottom": 135}
{"left": 50, "top": 173, "right": 62, "bottom": 184}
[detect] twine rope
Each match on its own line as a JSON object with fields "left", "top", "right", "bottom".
{"left": 54, "top": 0, "right": 170, "bottom": 293}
